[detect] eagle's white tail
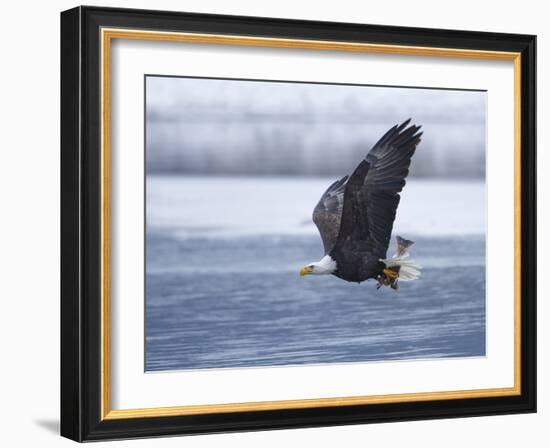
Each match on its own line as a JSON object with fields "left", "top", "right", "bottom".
{"left": 381, "top": 252, "right": 422, "bottom": 281}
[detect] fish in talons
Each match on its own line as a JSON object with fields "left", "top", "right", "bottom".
{"left": 376, "top": 236, "right": 421, "bottom": 291}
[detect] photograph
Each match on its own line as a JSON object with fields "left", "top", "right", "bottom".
{"left": 57, "top": 4, "right": 537, "bottom": 443}
{"left": 144, "top": 76, "right": 487, "bottom": 372}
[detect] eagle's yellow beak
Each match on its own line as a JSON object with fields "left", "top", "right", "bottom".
{"left": 300, "top": 266, "right": 314, "bottom": 277}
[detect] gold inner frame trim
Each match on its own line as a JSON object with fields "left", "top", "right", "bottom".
{"left": 100, "top": 27, "right": 522, "bottom": 421}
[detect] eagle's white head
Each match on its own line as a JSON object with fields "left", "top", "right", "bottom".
{"left": 299, "top": 255, "right": 337, "bottom": 277}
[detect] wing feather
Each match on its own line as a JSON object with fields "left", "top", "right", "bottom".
{"left": 312, "top": 175, "right": 348, "bottom": 253}
{"left": 332, "top": 119, "right": 422, "bottom": 260}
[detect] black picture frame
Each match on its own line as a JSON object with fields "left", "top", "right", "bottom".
{"left": 61, "top": 5, "right": 536, "bottom": 442}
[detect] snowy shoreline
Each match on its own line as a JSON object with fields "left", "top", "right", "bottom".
{"left": 146, "top": 176, "right": 486, "bottom": 238}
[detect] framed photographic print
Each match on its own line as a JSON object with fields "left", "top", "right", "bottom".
{"left": 60, "top": 6, "right": 536, "bottom": 442}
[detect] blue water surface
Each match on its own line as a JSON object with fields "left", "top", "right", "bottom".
{"left": 145, "top": 233, "right": 485, "bottom": 371}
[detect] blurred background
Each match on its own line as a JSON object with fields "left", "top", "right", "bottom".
{"left": 145, "top": 76, "right": 486, "bottom": 372}
{"left": 146, "top": 76, "right": 486, "bottom": 179}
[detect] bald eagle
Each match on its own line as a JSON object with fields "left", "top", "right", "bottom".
{"left": 299, "top": 119, "right": 422, "bottom": 290}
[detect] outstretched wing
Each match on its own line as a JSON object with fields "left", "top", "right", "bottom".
{"left": 312, "top": 175, "right": 348, "bottom": 253}
{"left": 333, "top": 119, "right": 422, "bottom": 260}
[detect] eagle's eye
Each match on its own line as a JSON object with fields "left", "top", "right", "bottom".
{"left": 309, "top": 265, "right": 315, "bottom": 269}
